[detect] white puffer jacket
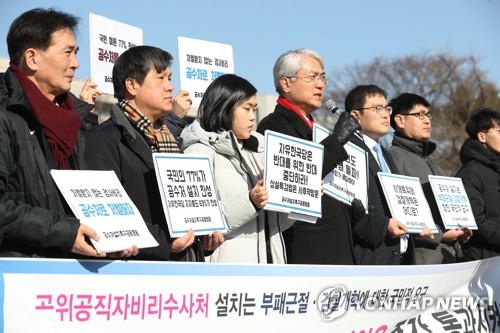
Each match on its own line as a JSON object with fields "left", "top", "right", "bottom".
{"left": 180, "top": 120, "right": 292, "bottom": 264}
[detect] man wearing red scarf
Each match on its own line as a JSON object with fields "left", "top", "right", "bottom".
{"left": 0, "top": 8, "right": 136, "bottom": 259}
{"left": 257, "top": 49, "right": 360, "bottom": 265}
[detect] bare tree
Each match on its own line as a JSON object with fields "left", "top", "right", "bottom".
{"left": 317, "top": 52, "right": 500, "bottom": 174}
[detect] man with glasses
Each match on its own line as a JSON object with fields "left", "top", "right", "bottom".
{"left": 456, "top": 108, "right": 500, "bottom": 261}
{"left": 257, "top": 49, "right": 360, "bottom": 265}
{"left": 346, "top": 85, "right": 434, "bottom": 265}
{"left": 389, "top": 93, "right": 471, "bottom": 264}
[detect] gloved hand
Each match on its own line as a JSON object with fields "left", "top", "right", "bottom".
{"left": 333, "top": 112, "right": 361, "bottom": 145}
{"left": 350, "top": 198, "right": 366, "bottom": 224}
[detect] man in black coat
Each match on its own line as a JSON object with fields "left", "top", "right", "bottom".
{"left": 456, "top": 108, "right": 500, "bottom": 260}
{"left": 345, "top": 85, "right": 436, "bottom": 265}
{"left": 257, "top": 49, "right": 360, "bottom": 264}
{"left": 0, "top": 8, "right": 136, "bottom": 259}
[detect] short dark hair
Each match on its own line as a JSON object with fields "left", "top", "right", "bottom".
{"left": 465, "top": 108, "right": 500, "bottom": 139}
{"left": 112, "top": 46, "right": 173, "bottom": 100}
{"left": 7, "top": 8, "right": 79, "bottom": 66}
{"left": 198, "top": 74, "right": 257, "bottom": 133}
{"left": 345, "top": 84, "right": 387, "bottom": 112}
{"left": 389, "top": 93, "right": 431, "bottom": 130}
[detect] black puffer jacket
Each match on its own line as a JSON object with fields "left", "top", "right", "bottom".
{"left": 0, "top": 69, "right": 93, "bottom": 257}
{"left": 456, "top": 139, "right": 500, "bottom": 260}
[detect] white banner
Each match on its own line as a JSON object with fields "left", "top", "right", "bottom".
{"left": 152, "top": 153, "right": 228, "bottom": 237}
{"left": 378, "top": 173, "right": 438, "bottom": 233}
{"left": 1, "top": 257, "right": 500, "bottom": 332}
{"left": 263, "top": 130, "right": 323, "bottom": 219}
{"left": 428, "top": 175, "right": 478, "bottom": 230}
{"left": 50, "top": 170, "right": 158, "bottom": 253}
{"left": 313, "top": 123, "right": 368, "bottom": 209}
{"left": 178, "top": 36, "right": 234, "bottom": 107}
{"left": 89, "top": 13, "right": 143, "bottom": 95}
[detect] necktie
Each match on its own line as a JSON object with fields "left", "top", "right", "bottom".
{"left": 374, "top": 143, "right": 390, "bottom": 173}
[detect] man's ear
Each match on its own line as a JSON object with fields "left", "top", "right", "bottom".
{"left": 394, "top": 114, "right": 405, "bottom": 129}
{"left": 350, "top": 110, "right": 361, "bottom": 122}
{"left": 477, "top": 131, "right": 487, "bottom": 144}
{"left": 124, "top": 78, "right": 138, "bottom": 97}
{"left": 280, "top": 77, "right": 292, "bottom": 94}
{"left": 23, "top": 48, "right": 38, "bottom": 72}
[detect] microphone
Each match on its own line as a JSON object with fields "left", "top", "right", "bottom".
{"left": 325, "top": 99, "right": 343, "bottom": 125}
{"left": 325, "top": 99, "right": 341, "bottom": 116}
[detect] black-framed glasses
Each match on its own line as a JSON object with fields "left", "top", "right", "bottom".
{"left": 286, "top": 74, "right": 328, "bottom": 85}
{"left": 358, "top": 105, "right": 392, "bottom": 115}
{"left": 400, "top": 111, "right": 432, "bottom": 120}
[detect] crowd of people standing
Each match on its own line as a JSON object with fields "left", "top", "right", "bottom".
{"left": 1, "top": 8, "right": 499, "bottom": 266}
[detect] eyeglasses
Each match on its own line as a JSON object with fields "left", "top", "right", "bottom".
{"left": 286, "top": 74, "right": 328, "bottom": 85}
{"left": 400, "top": 111, "right": 432, "bottom": 120}
{"left": 357, "top": 105, "right": 393, "bottom": 115}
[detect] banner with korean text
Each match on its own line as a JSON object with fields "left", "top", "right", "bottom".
{"left": 50, "top": 170, "right": 158, "bottom": 253}
{"left": 178, "top": 36, "right": 234, "bottom": 107}
{"left": 263, "top": 130, "right": 323, "bottom": 221}
{"left": 1, "top": 257, "right": 500, "bottom": 332}
{"left": 89, "top": 13, "right": 143, "bottom": 95}
{"left": 152, "top": 153, "right": 228, "bottom": 237}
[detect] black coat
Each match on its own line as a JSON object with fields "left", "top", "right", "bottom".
{"left": 257, "top": 104, "right": 356, "bottom": 264}
{"left": 456, "top": 139, "right": 500, "bottom": 260}
{"left": 0, "top": 70, "right": 93, "bottom": 257}
{"left": 349, "top": 134, "right": 415, "bottom": 265}
{"left": 85, "top": 105, "right": 202, "bottom": 261}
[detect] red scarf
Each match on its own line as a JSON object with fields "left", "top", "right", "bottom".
{"left": 277, "top": 96, "right": 314, "bottom": 129}
{"left": 10, "top": 63, "right": 81, "bottom": 169}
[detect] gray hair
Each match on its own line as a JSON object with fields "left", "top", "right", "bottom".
{"left": 273, "top": 48, "right": 324, "bottom": 95}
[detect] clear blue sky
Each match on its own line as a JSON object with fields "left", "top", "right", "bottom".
{"left": 1, "top": 0, "right": 499, "bottom": 95}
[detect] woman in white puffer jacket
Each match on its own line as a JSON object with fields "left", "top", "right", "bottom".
{"left": 180, "top": 74, "right": 292, "bottom": 264}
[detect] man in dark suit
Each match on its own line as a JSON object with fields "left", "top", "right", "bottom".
{"left": 257, "top": 49, "right": 359, "bottom": 264}
{"left": 346, "top": 85, "right": 433, "bottom": 265}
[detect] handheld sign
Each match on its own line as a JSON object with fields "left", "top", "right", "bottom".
{"left": 428, "top": 175, "right": 478, "bottom": 230}
{"left": 313, "top": 123, "right": 368, "bottom": 210}
{"left": 178, "top": 36, "right": 234, "bottom": 107}
{"left": 89, "top": 13, "right": 143, "bottom": 95}
{"left": 263, "top": 130, "right": 323, "bottom": 220}
{"left": 378, "top": 173, "right": 438, "bottom": 233}
{"left": 153, "top": 153, "right": 228, "bottom": 237}
{"left": 50, "top": 170, "right": 158, "bottom": 253}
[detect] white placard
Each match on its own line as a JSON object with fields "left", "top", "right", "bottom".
{"left": 378, "top": 173, "right": 438, "bottom": 233}
{"left": 263, "top": 130, "right": 323, "bottom": 219}
{"left": 153, "top": 153, "right": 228, "bottom": 237}
{"left": 313, "top": 123, "right": 368, "bottom": 209}
{"left": 89, "top": 13, "right": 143, "bottom": 95}
{"left": 50, "top": 170, "right": 158, "bottom": 253}
{"left": 178, "top": 36, "right": 234, "bottom": 107}
{"left": 428, "top": 175, "right": 478, "bottom": 230}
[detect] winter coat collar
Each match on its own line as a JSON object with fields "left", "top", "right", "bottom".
{"left": 392, "top": 133, "right": 437, "bottom": 157}
{"left": 460, "top": 138, "right": 500, "bottom": 173}
{"left": 181, "top": 119, "right": 263, "bottom": 155}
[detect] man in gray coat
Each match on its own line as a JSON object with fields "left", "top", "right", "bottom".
{"left": 389, "top": 93, "right": 471, "bottom": 264}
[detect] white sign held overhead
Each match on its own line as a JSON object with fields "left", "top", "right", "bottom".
{"left": 378, "top": 173, "right": 438, "bottom": 233}
{"left": 153, "top": 153, "right": 228, "bottom": 237}
{"left": 178, "top": 36, "right": 234, "bottom": 107}
{"left": 313, "top": 123, "right": 368, "bottom": 210}
{"left": 428, "top": 175, "right": 478, "bottom": 230}
{"left": 89, "top": 13, "right": 143, "bottom": 95}
{"left": 50, "top": 170, "right": 158, "bottom": 253}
